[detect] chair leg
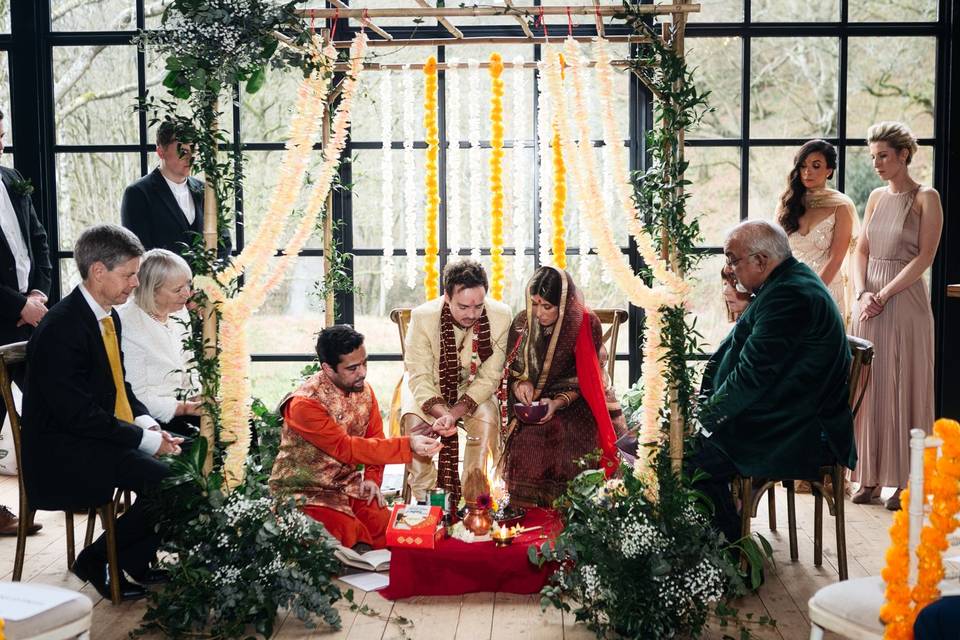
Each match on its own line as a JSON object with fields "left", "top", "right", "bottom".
{"left": 739, "top": 477, "right": 753, "bottom": 572}
{"left": 102, "top": 502, "right": 122, "bottom": 605}
{"left": 786, "top": 480, "right": 798, "bottom": 562}
{"left": 84, "top": 507, "right": 97, "bottom": 548}
{"left": 768, "top": 486, "right": 777, "bottom": 531}
{"left": 833, "top": 466, "right": 848, "bottom": 581}
{"left": 13, "top": 508, "right": 34, "bottom": 581}
{"left": 814, "top": 485, "right": 824, "bottom": 567}
{"left": 65, "top": 512, "right": 76, "bottom": 569}
{"left": 809, "top": 623, "right": 825, "bottom": 640}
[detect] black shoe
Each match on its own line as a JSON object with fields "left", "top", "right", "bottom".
{"left": 71, "top": 553, "right": 148, "bottom": 601}
{"left": 127, "top": 567, "right": 169, "bottom": 586}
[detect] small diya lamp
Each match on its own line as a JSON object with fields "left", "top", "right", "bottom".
{"left": 491, "top": 523, "right": 519, "bottom": 547}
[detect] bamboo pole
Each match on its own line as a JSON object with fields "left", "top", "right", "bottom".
{"left": 665, "top": 15, "right": 688, "bottom": 475}
{"left": 327, "top": 0, "right": 394, "bottom": 41}
{"left": 329, "top": 34, "right": 649, "bottom": 48}
{"left": 297, "top": 4, "right": 700, "bottom": 19}
{"left": 200, "top": 100, "right": 218, "bottom": 476}
{"left": 503, "top": 0, "right": 534, "bottom": 38}
{"left": 322, "top": 97, "right": 335, "bottom": 327}
{"left": 330, "top": 59, "right": 633, "bottom": 71}
{"left": 414, "top": 0, "right": 464, "bottom": 38}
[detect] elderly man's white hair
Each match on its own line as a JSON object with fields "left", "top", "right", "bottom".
{"left": 725, "top": 219, "right": 792, "bottom": 264}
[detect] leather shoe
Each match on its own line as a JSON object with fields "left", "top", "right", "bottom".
{"left": 0, "top": 506, "right": 42, "bottom": 536}
{"left": 71, "top": 553, "right": 147, "bottom": 601}
{"left": 128, "top": 567, "right": 169, "bottom": 586}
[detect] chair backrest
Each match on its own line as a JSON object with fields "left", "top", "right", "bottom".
{"left": 389, "top": 307, "right": 628, "bottom": 386}
{"left": 390, "top": 308, "right": 412, "bottom": 358}
{"left": 847, "top": 335, "right": 874, "bottom": 418}
{"left": 0, "top": 341, "right": 28, "bottom": 499}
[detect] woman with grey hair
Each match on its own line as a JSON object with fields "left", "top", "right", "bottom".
{"left": 118, "top": 248, "right": 201, "bottom": 436}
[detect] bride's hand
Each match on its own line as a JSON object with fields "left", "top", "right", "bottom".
{"left": 514, "top": 380, "right": 534, "bottom": 405}
{"left": 536, "top": 398, "right": 561, "bottom": 424}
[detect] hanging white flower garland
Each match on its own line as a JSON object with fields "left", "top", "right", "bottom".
{"left": 402, "top": 65, "right": 418, "bottom": 288}
{"left": 467, "top": 58, "right": 483, "bottom": 260}
{"left": 592, "top": 37, "right": 690, "bottom": 299}
{"left": 446, "top": 60, "right": 463, "bottom": 257}
{"left": 510, "top": 55, "right": 527, "bottom": 285}
{"left": 542, "top": 40, "right": 685, "bottom": 482}
{"left": 536, "top": 64, "right": 552, "bottom": 267}
{"left": 380, "top": 70, "right": 396, "bottom": 292}
{"left": 600, "top": 140, "right": 617, "bottom": 284}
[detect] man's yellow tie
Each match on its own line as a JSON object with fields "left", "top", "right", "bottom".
{"left": 100, "top": 316, "right": 134, "bottom": 423}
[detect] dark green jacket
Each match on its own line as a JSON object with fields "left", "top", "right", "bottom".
{"left": 700, "top": 257, "right": 856, "bottom": 478}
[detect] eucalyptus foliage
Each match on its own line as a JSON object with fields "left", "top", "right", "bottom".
{"left": 136, "top": 416, "right": 342, "bottom": 639}
{"left": 532, "top": 459, "right": 765, "bottom": 639}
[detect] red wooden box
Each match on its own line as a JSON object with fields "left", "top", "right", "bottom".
{"left": 386, "top": 504, "right": 444, "bottom": 550}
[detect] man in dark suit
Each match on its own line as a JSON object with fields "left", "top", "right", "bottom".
{"left": 120, "top": 121, "right": 231, "bottom": 260}
{"left": 22, "top": 224, "right": 183, "bottom": 601}
{"left": 692, "top": 220, "right": 855, "bottom": 544}
{"left": 0, "top": 106, "right": 51, "bottom": 536}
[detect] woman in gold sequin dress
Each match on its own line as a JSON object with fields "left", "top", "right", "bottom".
{"left": 777, "top": 140, "right": 860, "bottom": 327}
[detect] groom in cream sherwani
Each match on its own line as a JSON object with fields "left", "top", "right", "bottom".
{"left": 401, "top": 259, "right": 512, "bottom": 503}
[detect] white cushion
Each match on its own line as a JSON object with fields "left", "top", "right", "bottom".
{"left": 0, "top": 582, "right": 92, "bottom": 640}
{"left": 808, "top": 576, "right": 960, "bottom": 639}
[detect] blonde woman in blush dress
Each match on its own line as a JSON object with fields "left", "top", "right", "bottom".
{"left": 777, "top": 140, "right": 859, "bottom": 328}
{"left": 850, "top": 122, "right": 942, "bottom": 511}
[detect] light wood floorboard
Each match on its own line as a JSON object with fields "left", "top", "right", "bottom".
{"left": 0, "top": 475, "right": 895, "bottom": 639}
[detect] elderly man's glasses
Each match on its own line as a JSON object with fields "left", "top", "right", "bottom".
{"left": 725, "top": 252, "right": 760, "bottom": 268}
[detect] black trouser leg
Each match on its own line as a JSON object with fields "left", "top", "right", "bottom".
{"left": 686, "top": 436, "right": 742, "bottom": 544}
{"left": 84, "top": 449, "right": 170, "bottom": 575}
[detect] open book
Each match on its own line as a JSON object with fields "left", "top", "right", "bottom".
{"left": 334, "top": 546, "right": 392, "bottom": 572}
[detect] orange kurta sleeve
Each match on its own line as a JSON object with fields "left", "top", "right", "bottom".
{"left": 363, "top": 394, "right": 387, "bottom": 486}
{"left": 283, "top": 396, "right": 413, "bottom": 467}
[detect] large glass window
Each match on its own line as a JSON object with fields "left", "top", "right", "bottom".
{"left": 17, "top": 1, "right": 948, "bottom": 403}
{"left": 685, "top": 5, "right": 940, "bottom": 353}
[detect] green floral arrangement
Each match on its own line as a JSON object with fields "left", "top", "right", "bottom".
{"left": 140, "top": 0, "right": 324, "bottom": 99}
{"left": 136, "top": 403, "right": 343, "bottom": 639}
{"left": 531, "top": 454, "right": 772, "bottom": 639}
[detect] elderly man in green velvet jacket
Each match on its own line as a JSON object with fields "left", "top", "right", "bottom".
{"left": 691, "top": 220, "right": 856, "bottom": 544}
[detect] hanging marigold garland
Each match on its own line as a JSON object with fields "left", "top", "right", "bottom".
{"left": 488, "top": 53, "right": 506, "bottom": 300}
{"left": 423, "top": 56, "right": 441, "bottom": 300}
{"left": 880, "top": 419, "right": 960, "bottom": 639}
{"left": 543, "top": 40, "right": 685, "bottom": 487}
{"left": 195, "top": 32, "right": 368, "bottom": 488}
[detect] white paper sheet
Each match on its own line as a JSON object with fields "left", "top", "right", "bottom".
{"left": 339, "top": 572, "right": 390, "bottom": 592}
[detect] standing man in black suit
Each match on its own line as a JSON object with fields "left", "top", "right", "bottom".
{"left": 0, "top": 106, "right": 50, "bottom": 536}
{"left": 120, "top": 121, "right": 231, "bottom": 260}
{"left": 22, "top": 224, "right": 183, "bottom": 601}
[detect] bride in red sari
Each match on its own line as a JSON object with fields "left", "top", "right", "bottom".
{"left": 503, "top": 266, "right": 624, "bottom": 507}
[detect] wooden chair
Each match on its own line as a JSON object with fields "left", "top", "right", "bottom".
{"left": 736, "top": 336, "right": 874, "bottom": 582}
{"left": 807, "top": 428, "right": 960, "bottom": 639}
{"left": 0, "top": 341, "right": 123, "bottom": 605}
{"left": 388, "top": 307, "right": 629, "bottom": 502}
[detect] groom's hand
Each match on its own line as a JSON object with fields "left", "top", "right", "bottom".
{"left": 431, "top": 414, "right": 458, "bottom": 437}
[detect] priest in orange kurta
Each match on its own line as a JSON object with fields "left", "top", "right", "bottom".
{"left": 269, "top": 325, "right": 444, "bottom": 549}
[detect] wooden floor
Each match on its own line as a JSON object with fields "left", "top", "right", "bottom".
{"left": 0, "top": 473, "right": 896, "bottom": 640}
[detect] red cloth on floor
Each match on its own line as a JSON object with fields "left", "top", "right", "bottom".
{"left": 380, "top": 507, "right": 563, "bottom": 600}
{"left": 303, "top": 499, "right": 391, "bottom": 549}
